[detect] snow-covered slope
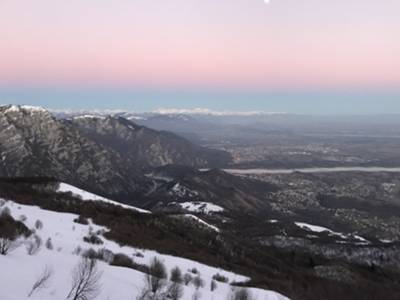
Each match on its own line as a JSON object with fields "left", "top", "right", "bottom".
{"left": 176, "top": 202, "right": 224, "bottom": 214}
{"left": 57, "top": 183, "right": 151, "bottom": 213}
{"left": 295, "top": 222, "right": 370, "bottom": 244}
{"left": 0, "top": 199, "right": 289, "bottom": 300}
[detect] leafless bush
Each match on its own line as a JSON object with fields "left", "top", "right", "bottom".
{"left": 135, "top": 251, "right": 144, "bottom": 258}
{"left": 28, "top": 265, "right": 53, "bottom": 297}
{"left": 73, "top": 246, "right": 82, "bottom": 255}
{"left": 211, "top": 280, "right": 217, "bottom": 292}
{"left": 83, "top": 233, "right": 103, "bottom": 245}
{"left": 45, "top": 238, "right": 53, "bottom": 250}
{"left": 35, "top": 220, "right": 43, "bottom": 230}
{"left": 167, "top": 265, "right": 184, "bottom": 300}
{"left": 66, "top": 258, "right": 103, "bottom": 300}
{"left": 0, "top": 237, "right": 17, "bottom": 255}
{"left": 183, "top": 273, "right": 193, "bottom": 286}
{"left": 82, "top": 248, "right": 99, "bottom": 260}
{"left": 97, "top": 248, "right": 114, "bottom": 264}
{"left": 19, "top": 214, "right": 27, "bottom": 222}
{"left": 26, "top": 235, "right": 42, "bottom": 255}
{"left": 212, "top": 273, "right": 229, "bottom": 283}
{"left": 170, "top": 267, "right": 183, "bottom": 284}
{"left": 228, "top": 288, "right": 254, "bottom": 300}
{"left": 167, "top": 282, "right": 184, "bottom": 300}
{"left": 192, "top": 276, "right": 205, "bottom": 290}
{"left": 137, "top": 257, "right": 168, "bottom": 300}
{"left": 147, "top": 257, "right": 168, "bottom": 293}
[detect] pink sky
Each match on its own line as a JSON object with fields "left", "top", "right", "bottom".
{"left": 0, "top": 0, "right": 399, "bottom": 89}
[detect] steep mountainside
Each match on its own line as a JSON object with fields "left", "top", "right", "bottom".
{"left": 67, "top": 115, "right": 231, "bottom": 169}
{"left": 0, "top": 105, "right": 148, "bottom": 199}
{"left": 0, "top": 105, "right": 233, "bottom": 204}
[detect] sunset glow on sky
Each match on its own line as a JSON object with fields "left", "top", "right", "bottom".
{"left": 0, "top": 0, "right": 399, "bottom": 113}
{"left": 1, "top": 0, "right": 399, "bottom": 89}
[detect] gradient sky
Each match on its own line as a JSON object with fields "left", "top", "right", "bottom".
{"left": 0, "top": 0, "right": 399, "bottom": 113}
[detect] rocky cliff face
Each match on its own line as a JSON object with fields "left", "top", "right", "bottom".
{"left": 67, "top": 115, "right": 231, "bottom": 169}
{"left": 0, "top": 105, "right": 147, "bottom": 199}
{"left": 0, "top": 105, "right": 232, "bottom": 203}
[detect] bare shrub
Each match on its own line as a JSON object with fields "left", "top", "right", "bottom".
{"left": 170, "top": 267, "right": 183, "bottom": 284}
{"left": 167, "top": 267, "right": 184, "bottom": 300}
{"left": 82, "top": 248, "right": 99, "bottom": 260}
{"left": 35, "top": 220, "right": 43, "bottom": 230}
{"left": 228, "top": 288, "right": 254, "bottom": 300}
{"left": 97, "top": 248, "right": 114, "bottom": 264}
{"left": 135, "top": 251, "right": 144, "bottom": 258}
{"left": 66, "top": 258, "right": 103, "bottom": 300}
{"left": 189, "top": 267, "right": 199, "bottom": 275}
{"left": 147, "top": 257, "right": 168, "bottom": 293}
{"left": 26, "top": 235, "right": 42, "bottom": 255}
{"left": 19, "top": 214, "right": 27, "bottom": 222}
{"left": 167, "top": 282, "right": 184, "bottom": 300}
{"left": 193, "top": 276, "right": 205, "bottom": 290}
{"left": 137, "top": 257, "right": 168, "bottom": 300}
{"left": 28, "top": 265, "right": 53, "bottom": 297}
{"left": 0, "top": 238, "right": 17, "bottom": 255}
{"left": 83, "top": 233, "right": 103, "bottom": 245}
{"left": 81, "top": 248, "right": 114, "bottom": 264}
{"left": 212, "top": 273, "right": 229, "bottom": 283}
{"left": 45, "top": 238, "right": 53, "bottom": 250}
{"left": 183, "top": 273, "right": 193, "bottom": 286}
{"left": 211, "top": 280, "right": 217, "bottom": 292}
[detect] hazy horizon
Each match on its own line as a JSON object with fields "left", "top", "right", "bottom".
{"left": 1, "top": 87, "right": 399, "bottom": 115}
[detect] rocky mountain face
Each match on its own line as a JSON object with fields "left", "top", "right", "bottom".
{"left": 0, "top": 105, "right": 233, "bottom": 203}
{"left": 67, "top": 115, "right": 231, "bottom": 169}
{"left": 0, "top": 105, "right": 150, "bottom": 199}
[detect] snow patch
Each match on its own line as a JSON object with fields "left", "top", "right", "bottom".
{"left": 57, "top": 183, "right": 150, "bottom": 214}
{"left": 295, "top": 222, "right": 370, "bottom": 245}
{"left": 169, "top": 183, "right": 198, "bottom": 198}
{"left": 176, "top": 202, "right": 224, "bottom": 214}
{"left": 182, "top": 214, "right": 220, "bottom": 232}
{"left": 3, "top": 105, "right": 48, "bottom": 114}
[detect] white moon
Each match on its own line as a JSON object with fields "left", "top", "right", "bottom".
{"left": 264, "top": 0, "right": 271, "bottom": 4}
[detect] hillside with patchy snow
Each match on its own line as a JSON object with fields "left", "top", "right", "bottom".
{"left": 0, "top": 194, "right": 288, "bottom": 300}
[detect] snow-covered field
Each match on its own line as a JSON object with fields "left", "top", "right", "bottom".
{"left": 0, "top": 198, "right": 289, "bottom": 300}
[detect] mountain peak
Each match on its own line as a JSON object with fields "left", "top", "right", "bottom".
{"left": 1, "top": 104, "right": 49, "bottom": 114}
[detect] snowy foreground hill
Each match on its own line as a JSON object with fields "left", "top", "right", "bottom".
{"left": 0, "top": 185, "right": 288, "bottom": 300}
